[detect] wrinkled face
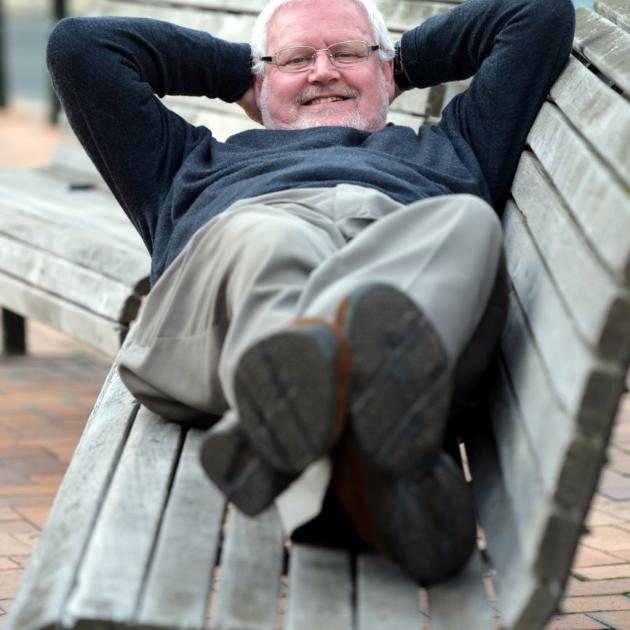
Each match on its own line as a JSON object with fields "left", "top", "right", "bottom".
{"left": 255, "top": 0, "right": 395, "bottom": 132}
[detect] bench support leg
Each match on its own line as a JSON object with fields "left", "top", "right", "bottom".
{"left": 1, "top": 309, "right": 27, "bottom": 356}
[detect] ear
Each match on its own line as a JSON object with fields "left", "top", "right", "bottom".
{"left": 254, "top": 74, "right": 264, "bottom": 109}
{"left": 382, "top": 59, "right": 396, "bottom": 103}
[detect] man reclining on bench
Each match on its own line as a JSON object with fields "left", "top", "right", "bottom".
{"left": 47, "top": 0, "right": 574, "bottom": 585}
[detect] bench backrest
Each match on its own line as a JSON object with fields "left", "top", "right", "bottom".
{"left": 466, "top": 2, "right": 630, "bottom": 627}
{"left": 5, "top": 1, "right": 629, "bottom": 629}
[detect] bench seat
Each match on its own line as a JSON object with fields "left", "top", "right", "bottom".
{"left": 5, "top": 0, "right": 630, "bottom": 628}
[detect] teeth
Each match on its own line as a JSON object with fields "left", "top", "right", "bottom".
{"left": 308, "top": 97, "right": 345, "bottom": 105}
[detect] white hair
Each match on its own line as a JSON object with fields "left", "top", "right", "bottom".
{"left": 250, "top": 0, "right": 395, "bottom": 75}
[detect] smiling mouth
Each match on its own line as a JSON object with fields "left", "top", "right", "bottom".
{"left": 304, "top": 96, "right": 351, "bottom": 106}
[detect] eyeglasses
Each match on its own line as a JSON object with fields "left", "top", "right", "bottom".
{"left": 260, "top": 40, "right": 380, "bottom": 73}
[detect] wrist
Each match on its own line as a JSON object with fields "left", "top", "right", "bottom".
{"left": 394, "top": 40, "right": 414, "bottom": 92}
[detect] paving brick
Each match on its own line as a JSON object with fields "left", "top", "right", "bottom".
{"left": 14, "top": 507, "right": 49, "bottom": 530}
{"left": 0, "top": 559, "right": 19, "bottom": 570}
{"left": 581, "top": 526, "right": 630, "bottom": 552}
{"left": 608, "top": 448, "right": 630, "bottom": 476}
{"left": 572, "top": 545, "right": 626, "bottom": 569}
{"left": 576, "top": 564, "right": 630, "bottom": 581}
{"left": 586, "top": 508, "right": 625, "bottom": 527}
{"left": 598, "top": 469, "right": 630, "bottom": 501}
{"left": 0, "top": 521, "right": 39, "bottom": 536}
{"left": 0, "top": 569, "right": 25, "bottom": 599}
{"left": 561, "top": 594, "right": 630, "bottom": 613}
{"left": 565, "top": 577, "right": 630, "bottom": 597}
{"left": 544, "top": 613, "right": 609, "bottom": 629}
{"left": 0, "top": 533, "right": 33, "bottom": 556}
{"left": 590, "top": 610, "right": 630, "bottom": 628}
{"left": 0, "top": 511, "right": 19, "bottom": 523}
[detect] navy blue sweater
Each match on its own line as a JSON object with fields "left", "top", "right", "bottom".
{"left": 47, "top": 0, "right": 574, "bottom": 285}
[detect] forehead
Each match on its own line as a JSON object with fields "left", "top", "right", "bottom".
{"left": 267, "top": 0, "right": 373, "bottom": 50}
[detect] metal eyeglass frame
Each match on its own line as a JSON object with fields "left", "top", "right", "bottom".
{"left": 260, "top": 40, "right": 380, "bottom": 73}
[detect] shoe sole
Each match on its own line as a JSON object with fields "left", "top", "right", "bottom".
{"left": 370, "top": 452, "right": 476, "bottom": 585}
{"left": 200, "top": 414, "right": 294, "bottom": 515}
{"left": 234, "top": 322, "right": 350, "bottom": 474}
{"left": 339, "top": 284, "right": 452, "bottom": 475}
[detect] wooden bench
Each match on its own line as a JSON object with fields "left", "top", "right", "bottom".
{"left": 0, "top": 119, "right": 151, "bottom": 356}
{"left": 5, "top": 0, "right": 630, "bottom": 628}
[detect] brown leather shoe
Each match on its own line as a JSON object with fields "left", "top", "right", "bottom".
{"left": 336, "top": 283, "right": 452, "bottom": 475}
{"left": 201, "top": 319, "right": 351, "bottom": 515}
{"left": 332, "top": 437, "right": 476, "bottom": 586}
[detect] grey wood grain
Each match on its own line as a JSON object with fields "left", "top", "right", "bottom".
{"left": 574, "top": 7, "right": 630, "bottom": 94}
{"left": 0, "top": 206, "right": 149, "bottom": 291}
{"left": 466, "top": 432, "right": 558, "bottom": 630}
{"left": 511, "top": 147, "right": 630, "bottom": 359}
{"left": 0, "top": 308, "right": 26, "bottom": 355}
{"left": 0, "top": 233, "right": 142, "bottom": 323}
{"left": 427, "top": 552, "right": 495, "bottom": 630}
{"left": 0, "top": 177, "right": 148, "bottom": 250}
{"left": 596, "top": 0, "right": 630, "bottom": 33}
{"left": 4, "top": 363, "right": 138, "bottom": 630}
{"left": 528, "top": 100, "right": 630, "bottom": 282}
{"left": 285, "top": 545, "right": 353, "bottom": 630}
{"left": 211, "top": 506, "right": 284, "bottom": 630}
{"left": 0, "top": 272, "right": 127, "bottom": 355}
{"left": 65, "top": 407, "right": 184, "bottom": 628}
{"left": 356, "top": 554, "right": 422, "bottom": 630}
{"left": 138, "top": 429, "right": 227, "bottom": 630}
{"left": 503, "top": 202, "right": 624, "bottom": 432}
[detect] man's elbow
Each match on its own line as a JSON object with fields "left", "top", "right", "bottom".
{"left": 47, "top": 17, "right": 96, "bottom": 79}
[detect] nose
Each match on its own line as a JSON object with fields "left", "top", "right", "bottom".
{"left": 307, "top": 50, "right": 341, "bottom": 83}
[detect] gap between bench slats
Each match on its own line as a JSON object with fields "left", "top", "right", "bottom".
{"left": 467, "top": 430, "right": 560, "bottom": 630}
{"left": 574, "top": 7, "right": 630, "bottom": 94}
{"left": 550, "top": 56, "right": 629, "bottom": 193}
{"left": 64, "top": 407, "right": 184, "bottom": 629}
{"left": 0, "top": 273, "right": 130, "bottom": 355}
{"left": 596, "top": 0, "right": 630, "bottom": 33}
{"left": 0, "top": 235, "right": 142, "bottom": 322}
{"left": 138, "top": 429, "right": 227, "bottom": 630}
{"left": 528, "top": 94, "right": 630, "bottom": 283}
{"left": 0, "top": 174, "right": 148, "bottom": 250}
{"left": 4, "top": 363, "right": 138, "bottom": 630}
{"left": 210, "top": 507, "right": 284, "bottom": 630}
{"left": 511, "top": 148, "right": 630, "bottom": 360}
{"left": 0, "top": 206, "right": 149, "bottom": 291}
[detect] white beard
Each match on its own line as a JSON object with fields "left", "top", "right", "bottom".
{"left": 259, "top": 74, "right": 391, "bottom": 132}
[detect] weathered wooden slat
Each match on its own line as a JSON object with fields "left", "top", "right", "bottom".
{"left": 511, "top": 147, "right": 630, "bottom": 359}
{"left": 0, "top": 272, "right": 127, "bottom": 356}
{"left": 138, "top": 429, "right": 226, "bottom": 630}
{"left": 596, "top": 0, "right": 630, "bottom": 33}
{"left": 466, "top": 431, "right": 559, "bottom": 630}
{"left": 355, "top": 554, "right": 421, "bottom": 630}
{"left": 528, "top": 100, "right": 630, "bottom": 282}
{"left": 4, "top": 363, "right": 138, "bottom": 630}
{"left": 0, "top": 177, "right": 148, "bottom": 250}
{"left": 503, "top": 201, "right": 624, "bottom": 433}
{"left": 285, "top": 546, "right": 353, "bottom": 630}
{"left": 427, "top": 552, "right": 495, "bottom": 630}
{"left": 0, "top": 234, "right": 142, "bottom": 323}
{"left": 0, "top": 308, "right": 26, "bottom": 355}
{"left": 105, "top": 0, "right": 459, "bottom": 27}
{"left": 212, "top": 507, "right": 284, "bottom": 630}
{"left": 65, "top": 408, "right": 184, "bottom": 628}
{"left": 0, "top": 208, "right": 149, "bottom": 292}
{"left": 574, "top": 7, "right": 630, "bottom": 94}
{"left": 550, "top": 56, "right": 630, "bottom": 189}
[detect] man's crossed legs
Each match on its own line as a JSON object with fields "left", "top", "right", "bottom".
{"left": 118, "top": 185, "right": 506, "bottom": 585}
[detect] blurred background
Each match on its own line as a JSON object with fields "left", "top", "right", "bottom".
{"left": 0, "top": 0, "right": 597, "bottom": 130}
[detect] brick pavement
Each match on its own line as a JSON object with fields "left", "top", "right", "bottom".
{"left": 1, "top": 106, "right": 630, "bottom": 628}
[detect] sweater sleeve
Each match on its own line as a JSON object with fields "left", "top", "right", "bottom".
{"left": 47, "top": 17, "right": 253, "bottom": 251}
{"left": 399, "top": 0, "right": 575, "bottom": 210}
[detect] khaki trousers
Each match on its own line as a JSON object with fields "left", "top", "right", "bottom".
{"left": 118, "top": 185, "right": 504, "bottom": 531}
